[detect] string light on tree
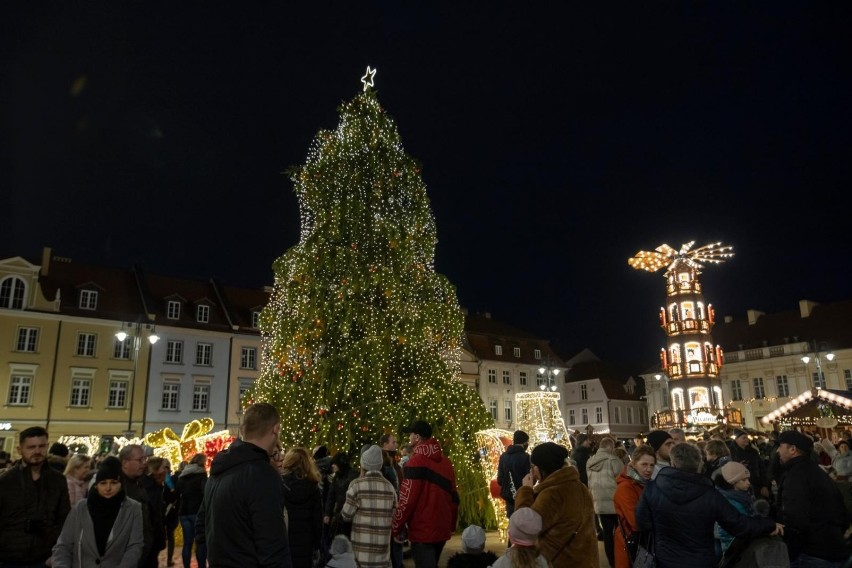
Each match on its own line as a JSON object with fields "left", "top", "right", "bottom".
{"left": 248, "top": 68, "right": 494, "bottom": 527}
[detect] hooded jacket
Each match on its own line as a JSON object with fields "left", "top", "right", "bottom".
{"left": 196, "top": 439, "right": 291, "bottom": 568}
{"left": 586, "top": 449, "right": 623, "bottom": 515}
{"left": 636, "top": 467, "right": 776, "bottom": 568}
{"left": 496, "top": 444, "right": 530, "bottom": 503}
{"left": 176, "top": 463, "right": 207, "bottom": 517}
{"left": 392, "top": 437, "right": 458, "bottom": 543}
{"left": 282, "top": 472, "right": 323, "bottom": 568}
{"left": 514, "top": 466, "right": 599, "bottom": 568}
{"left": 612, "top": 465, "right": 646, "bottom": 568}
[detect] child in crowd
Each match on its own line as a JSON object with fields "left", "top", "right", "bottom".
{"left": 714, "top": 462, "right": 758, "bottom": 554}
{"left": 325, "top": 534, "right": 357, "bottom": 568}
{"left": 490, "top": 508, "right": 547, "bottom": 568}
{"left": 447, "top": 525, "right": 498, "bottom": 568}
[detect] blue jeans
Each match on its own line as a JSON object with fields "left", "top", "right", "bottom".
{"left": 180, "top": 514, "right": 208, "bottom": 568}
{"left": 411, "top": 541, "right": 446, "bottom": 568}
{"left": 790, "top": 554, "right": 843, "bottom": 568}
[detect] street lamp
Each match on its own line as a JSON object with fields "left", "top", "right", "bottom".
{"left": 801, "top": 341, "right": 834, "bottom": 390}
{"left": 538, "top": 365, "right": 560, "bottom": 392}
{"left": 116, "top": 321, "right": 159, "bottom": 437}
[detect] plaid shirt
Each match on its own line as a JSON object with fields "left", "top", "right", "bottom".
{"left": 341, "top": 471, "right": 397, "bottom": 568}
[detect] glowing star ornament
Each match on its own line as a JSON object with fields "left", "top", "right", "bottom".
{"left": 628, "top": 241, "right": 734, "bottom": 274}
{"left": 361, "top": 66, "right": 377, "bottom": 91}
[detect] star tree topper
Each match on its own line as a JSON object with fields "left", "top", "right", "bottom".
{"left": 361, "top": 65, "right": 377, "bottom": 91}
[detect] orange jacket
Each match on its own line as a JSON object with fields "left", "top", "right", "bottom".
{"left": 612, "top": 465, "right": 645, "bottom": 568}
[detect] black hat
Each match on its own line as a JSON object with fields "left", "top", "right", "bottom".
{"left": 49, "top": 442, "right": 69, "bottom": 457}
{"left": 733, "top": 429, "right": 748, "bottom": 440}
{"left": 403, "top": 420, "right": 432, "bottom": 439}
{"left": 97, "top": 456, "right": 122, "bottom": 482}
{"left": 646, "top": 430, "right": 673, "bottom": 453}
{"left": 513, "top": 430, "right": 529, "bottom": 445}
{"left": 777, "top": 431, "right": 814, "bottom": 454}
{"left": 530, "top": 442, "right": 569, "bottom": 474}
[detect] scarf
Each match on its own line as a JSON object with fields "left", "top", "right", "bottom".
{"left": 87, "top": 485, "right": 125, "bottom": 556}
{"left": 626, "top": 465, "right": 648, "bottom": 486}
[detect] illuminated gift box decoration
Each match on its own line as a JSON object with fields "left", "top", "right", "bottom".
{"left": 144, "top": 418, "right": 234, "bottom": 468}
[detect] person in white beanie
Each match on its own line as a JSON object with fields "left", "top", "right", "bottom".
{"left": 325, "top": 534, "right": 358, "bottom": 568}
{"left": 341, "top": 445, "right": 397, "bottom": 568}
{"left": 446, "top": 525, "right": 497, "bottom": 568}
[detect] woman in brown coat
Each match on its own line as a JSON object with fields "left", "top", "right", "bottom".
{"left": 515, "top": 442, "right": 599, "bottom": 568}
{"left": 612, "top": 445, "right": 655, "bottom": 568}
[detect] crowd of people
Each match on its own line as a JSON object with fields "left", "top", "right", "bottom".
{"left": 1, "top": 414, "right": 850, "bottom": 568}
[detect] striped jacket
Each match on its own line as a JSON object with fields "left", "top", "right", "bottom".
{"left": 340, "top": 471, "right": 397, "bottom": 568}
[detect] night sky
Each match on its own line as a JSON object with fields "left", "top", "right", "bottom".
{"left": 3, "top": 3, "right": 851, "bottom": 367}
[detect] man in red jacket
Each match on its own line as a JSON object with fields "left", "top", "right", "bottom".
{"left": 392, "top": 420, "right": 458, "bottom": 568}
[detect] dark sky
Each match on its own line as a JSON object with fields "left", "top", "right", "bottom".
{"left": 3, "top": 3, "right": 851, "bottom": 367}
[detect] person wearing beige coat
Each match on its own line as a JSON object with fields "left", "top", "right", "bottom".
{"left": 586, "top": 438, "right": 624, "bottom": 567}
{"left": 515, "top": 442, "right": 599, "bottom": 568}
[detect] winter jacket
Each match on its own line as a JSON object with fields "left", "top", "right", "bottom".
{"left": 392, "top": 437, "right": 458, "bottom": 543}
{"left": 282, "top": 473, "right": 323, "bottom": 568}
{"left": 497, "top": 445, "right": 530, "bottom": 504}
{"left": 341, "top": 471, "right": 396, "bottom": 568}
{"left": 325, "top": 468, "right": 358, "bottom": 518}
{"left": 176, "top": 464, "right": 207, "bottom": 516}
{"left": 636, "top": 466, "right": 776, "bottom": 568}
{"left": 325, "top": 550, "right": 358, "bottom": 568}
{"left": 514, "top": 465, "right": 599, "bottom": 568}
{"left": 51, "top": 496, "right": 144, "bottom": 568}
{"left": 445, "top": 550, "right": 498, "bottom": 568}
{"left": 586, "top": 449, "right": 623, "bottom": 515}
{"left": 140, "top": 474, "right": 166, "bottom": 553}
{"left": 67, "top": 476, "right": 88, "bottom": 507}
{"left": 196, "top": 439, "right": 291, "bottom": 568}
{"left": 0, "top": 462, "right": 71, "bottom": 564}
{"left": 612, "top": 465, "right": 646, "bottom": 568}
{"left": 715, "top": 489, "right": 755, "bottom": 552}
{"left": 777, "top": 454, "right": 848, "bottom": 562}
{"left": 571, "top": 446, "right": 592, "bottom": 485}
{"left": 120, "top": 473, "right": 151, "bottom": 565}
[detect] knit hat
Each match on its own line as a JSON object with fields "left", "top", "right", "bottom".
{"left": 360, "top": 445, "right": 383, "bottom": 472}
{"left": 778, "top": 430, "right": 814, "bottom": 454}
{"left": 330, "top": 534, "right": 353, "bottom": 556}
{"left": 461, "top": 525, "right": 486, "bottom": 553}
{"left": 508, "top": 508, "right": 542, "bottom": 547}
{"left": 530, "top": 442, "right": 569, "bottom": 474}
{"left": 721, "top": 461, "right": 750, "bottom": 485}
{"left": 646, "top": 430, "right": 673, "bottom": 453}
{"left": 513, "top": 430, "right": 530, "bottom": 445}
{"left": 97, "top": 456, "right": 122, "bottom": 482}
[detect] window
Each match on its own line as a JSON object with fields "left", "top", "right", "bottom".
{"left": 108, "top": 381, "right": 128, "bottom": 408}
{"left": 76, "top": 333, "right": 96, "bottom": 357}
{"left": 534, "top": 349, "right": 541, "bottom": 360}
{"left": 494, "top": 345, "right": 502, "bottom": 356}
{"left": 513, "top": 347, "right": 521, "bottom": 357}
{"left": 241, "top": 347, "right": 257, "bottom": 370}
{"left": 238, "top": 379, "right": 254, "bottom": 412}
{"left": 196, "top": 343, "right": 212, "bottom": 366}
{"left": 581, "top": 408, "right": 589, "bottom": 424}
{"left": 16, "top": 327, "right": 38, "bottom": 352}
{"left": 813, "top": 371, "right": 826, "bottom": 389}
{"left": 162, "top": 383, "right": 180, "bottom": 410}
{"left": 79, "top": 290, "right": 98, "bottom": 310}
{"left": 252, "top": 311, "right": 261, "bottom": 328}
{"left": 167, "top": 301, "right": 181, "bottom": 320}
{"left": 197, "top": 305, "right": 210, "bottom": 323}
{"left": 7, "top": 375, "right": 32, "bottom": 405}
{"left": 504, "top": 400, "right": 513, "bottom": 422}
{"left": 776, "top": 375, "right": 789, "bottom": 397}
{"left": 845, "top": 369, "right": 852, "bottom": 390}
{"left": 627, "top": 407, "right": 634, "bottom": 424}
{"left": 614, "top": 406, "right": 620, "bottom": 423}
{"left": 487, "top": 369, "right": 496, "bottom": 384}
{"left": 580, "top": 384, "right": 588, "bottom": 401}
{"left": 731, "top": 380, "right": 743, "bottom": 401}
{"left": 69, "top": 379, "right": 91, "bottom": 407}
{"left": 519, "top": 371, "right": 527, "bottom": 386}
{"left": 0, "top": 277, "right": 26, "bottom": 309}
{"left": 502, "top": 370, "right": 511, "bottom": 385}
{"left": 568, "top": 409, "right": 576, "bottom": 425}
{"left": 595, "top": 407, "right": 603, "bottom": 423}
{"left": 536, "top": 373, "right": 544, "bottom": 388}
{"left": 192, "top": 384, "right": 210, "bottom": 411}
{"left": 162, "top": 341, "right": 182, "bottom": 364}
{"left": 489, "top": 399, "right": 498, "bottom": 420}
{"left": 753, "top": 377, "right": 765, "bottom": 399}
{"left": 113, "top": 337, "right": 131, "bottom": 359}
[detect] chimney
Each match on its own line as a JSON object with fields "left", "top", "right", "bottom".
{"left": 724, "top": 315, "right": 733, "bottom": 323}
{"left": 799, "top": 299, "right": 818, "bottom": 318}
{"left": 747, "top": 309, "right": 764, "bottom": 325}
{"left": 41, "top": 246, "right": 52, "bottom": 276}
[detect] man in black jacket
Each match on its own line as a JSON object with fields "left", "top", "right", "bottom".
{"left": 119, "top": 443, "right": 153, "bottom": 568}
{"left": 197, "top": 402, "right": 291, "bottom": 567}
{"left": 176, "top": 452, "right": 208, "bottom": 568}
{"left": 0, "top": 426, "right": 71, "bottom": 567}
{"left": 776, "top": 430, "right": 848, "bottom": 567}
{"left": 729, "top": 429, "right": 770, "bottom": 499}
{"left": 497, "top": 430, "right": 530, "bottom": 518}
{"left": 571, "top": 434, "right": 593, "bottom": 486}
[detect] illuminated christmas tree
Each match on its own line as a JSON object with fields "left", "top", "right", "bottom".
{"left": 248, "top": 68, "right": 495, "bottom": 527}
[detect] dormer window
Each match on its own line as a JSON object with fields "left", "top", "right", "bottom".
{"left": 79, "top": 290, "right": 98, "bottom": 310}
{"left": 513, "top": 347, "right": 521, "bottom": 357}
{"left": 197, "top": 305, "right": 210, "bottom": 323}
{"left": 534, "top": 349, "right": 541, "bottom": 360}
{"left": 167, "top": 301, "right": 181, "bottom": 320}
{"left": 0, "top": 276, "right": 27, "bottom": 309}
{"left": 494, "top": 345, "right": 502, "bottom": 356}
{"left": 252, "top": 311, "right": 261, "bottom": 329}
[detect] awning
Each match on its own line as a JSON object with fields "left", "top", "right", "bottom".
{"left": 761, "top": 388, "right": 852, "bottom": 427}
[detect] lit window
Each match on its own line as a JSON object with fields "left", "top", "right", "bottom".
{"left": 0, "top": 277, "right": 26, "bottom": 309}
{"left": 167, "top": 301, "right": 181, "bottom": 320}
{"left": 197, "top": 305, "right": 210, "bottom": 323}
{"left": 162, "top": 383, "right": 180, "bottom": 410}
{"left": 196, "top": 343, "right": 212, "bottom": 366}
{"left": 192, "top": 384, "right": 210, "bottom": 411}
{"left": 7, "top": 375, "right": 32, "bottom": 405}
{"left": 16, "top": 327, "right": 39, "bottom": 352}
{"left": 241, "top": 347, "right": 257, "bottom": 370}
{"left": 76, "top": 333, "right": 96, "bottom": 357}
{"left": 70, "top": 379, "right": 91, "bottom": 407}
{"left": 166, "top": 340, "right": 183, "bottom": 363}
{"left": 79, "top": 290, "right": 98, "bottom": 310}
{"left": 108, "top": 381, "right": 127, "bottom": 408}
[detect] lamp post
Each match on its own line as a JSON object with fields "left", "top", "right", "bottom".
{"left": 801, "top": 341, "right": 835, "bottom": 390}
{"left": 116, "top": 321, "right": 159, "bottom": 437}
{"left": 538, "top": 364, "right": 560, "bottom": 392}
